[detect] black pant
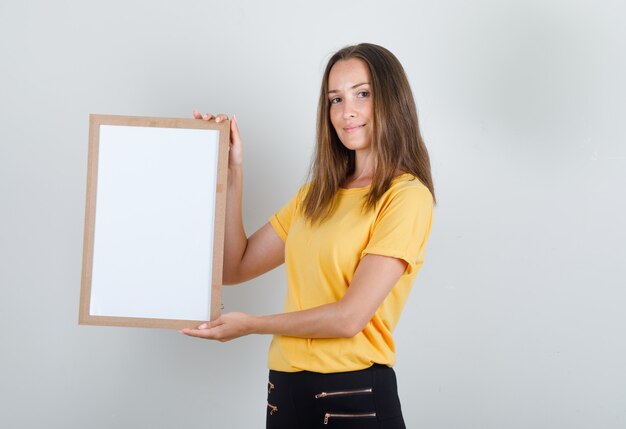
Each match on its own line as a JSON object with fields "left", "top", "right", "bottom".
{"left": 266, "top": 364, "right": 406, "bottom": 428}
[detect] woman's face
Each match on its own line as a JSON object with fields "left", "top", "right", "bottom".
{"left": 328, "top": 58, "right": 373, "bottom": 153}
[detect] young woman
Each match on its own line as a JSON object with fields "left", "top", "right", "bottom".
{"left": 184, "top": 43, "right": 435, "bottom": 428}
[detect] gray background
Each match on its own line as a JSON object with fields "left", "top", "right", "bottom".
{"left": 1, "top": 0, "right": 625, "bottom": 428}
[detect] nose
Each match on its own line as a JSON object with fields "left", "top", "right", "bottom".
{"left": 342, "top": 99, "right": 357, "bottom": 119}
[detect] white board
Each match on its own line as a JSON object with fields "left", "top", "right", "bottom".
{"left": 79, "top": 115, "right": 230, "bottom": 329}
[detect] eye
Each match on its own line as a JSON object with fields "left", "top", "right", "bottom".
{"left": 330, "top": 97, "right": 342, "bottom": 104}
{"left": 357, "top": 90, "right": 370, "bottom": 98}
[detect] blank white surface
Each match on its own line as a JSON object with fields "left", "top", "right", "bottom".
{"left": 89, "top": 125, "right": 219, "bottom": 320}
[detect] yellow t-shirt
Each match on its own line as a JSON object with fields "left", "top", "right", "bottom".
{"left": 268, "top": 173, "right": 434, "bottom": 373}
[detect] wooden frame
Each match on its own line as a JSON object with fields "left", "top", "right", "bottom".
{"left": 79, "top": 114, "right": 229, "bottom": 329}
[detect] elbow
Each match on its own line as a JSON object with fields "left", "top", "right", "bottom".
{"left": 330, "top": 298, "right": 372, "bottom": 338}
{"left": 222, "top": 268, "right": 243, "bottom": 285}
{"left": 222, "top": 272, "right": 234, "bottom": 285}
{"left": 336, "top": 321, "right": 366, "bottom": 338}
{"left": 337, "top": 325, "right": 361, "bottom": 338}
{"left": 222, "top": 254, "right": 249, "bottom": 285}
{"left": 335, "top": 309, "right": 369, "bottom": 338}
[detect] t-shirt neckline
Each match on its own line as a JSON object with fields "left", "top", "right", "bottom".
{"left": 338, "top": 173, "right": 414, "bottom": 194}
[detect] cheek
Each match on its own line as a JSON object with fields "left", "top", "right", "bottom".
{"left": 363, "top": 102, "right": 373, "bottom": 119}
{"left": 329, "top": 109, "right": 341, "bottom": 132}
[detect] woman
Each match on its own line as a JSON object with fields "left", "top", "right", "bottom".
{"left": 183, "top": 43, "right": 435, "bottom": 428}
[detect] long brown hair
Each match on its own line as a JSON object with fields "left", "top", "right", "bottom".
{"left": 302, "top": 43, "right": 435, "bottom": 222}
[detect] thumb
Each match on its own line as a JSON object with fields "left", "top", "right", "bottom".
{"left": 199, "top": 316, "right": 225, "bottom": 329}
{"left": 230, "top": 115, "right": 242, "bottom": 145}
{"left": 197, "top": 319, "right": 216, "bottom": 329}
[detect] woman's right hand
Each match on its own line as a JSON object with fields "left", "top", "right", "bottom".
{"left": 192, "top": 109, "right": 243, "bottom": 168}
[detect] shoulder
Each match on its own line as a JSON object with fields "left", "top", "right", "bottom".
{"left": 380, "top": 174, "right": 433, "bottom": 208}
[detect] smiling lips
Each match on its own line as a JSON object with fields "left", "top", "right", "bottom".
{"left": 343, "top": 124, "right": 366, "bottom": 133}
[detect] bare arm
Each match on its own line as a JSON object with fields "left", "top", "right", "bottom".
{"left": 222, "top": 165, "right": 284, "bottom": 284}
{"left": 192, "top": 110, "right": 284, "bottom": 285}
{"left": 181, "top": 253, "right": 407, "bottom": 340}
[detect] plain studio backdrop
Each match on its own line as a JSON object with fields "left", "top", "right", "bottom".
{"left": 1, "top": 1, "right": 624, "bottom": 428}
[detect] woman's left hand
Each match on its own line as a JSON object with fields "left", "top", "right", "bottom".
{"left": 180, "top": 312, "right": 256, "bottom": 342}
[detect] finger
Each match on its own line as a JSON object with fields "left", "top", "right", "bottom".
{"left": 180, "top": 328, "right": 216, "bottom": 339}
{"left": 197, "top": 318, "right": 220, "bottom": 329}
{"left": 230, "top": 115, "right": 241, "bottom": 143}
{"left": 215, "top": 113, "right": 229, "bottom": 123}
{"left": 230, "top": 115, "right": 244, "bottom": 151}
{"left": 180, "top": 326, "right": 226, "bottom": 341}
{"left": 202, "top": 113, "right": 215, "bottom": 121}
{"left": 192, "top": 109, "right": 203, "bottom": 119}
{"left": 180, "top": 322, "right": 215, "bottom": 334}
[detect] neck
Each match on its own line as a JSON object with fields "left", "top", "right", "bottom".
{"left": 343, "top": 150, "right": 375, "bottom": 188}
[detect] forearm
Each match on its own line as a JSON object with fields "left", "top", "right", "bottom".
{"left": 182, "top": 301, "right": 367, "bottom": 342}
{"left": 248, "top": 255, "right": 407, "bottom": 339}
{"left": 183, "top": 251, "right": 405, "bottom": 343}
{"left": 250, "top": 301, "right": 362, "bottom": 339}
{"left": 222, "top": 166, "right": 247, "bottom": 284}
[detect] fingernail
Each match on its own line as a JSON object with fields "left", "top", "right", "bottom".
{"left": 198, "top": 323, "right": 208, "bottom": 329}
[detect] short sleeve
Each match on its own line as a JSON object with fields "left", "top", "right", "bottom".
{"left": 361, "top": 185, "right": 434, "bottom": 275}
{"left": 269, "top": 186, "right": 306, "bottom": 242}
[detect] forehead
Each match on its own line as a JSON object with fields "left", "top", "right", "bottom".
{"left": 328, "top": 58, "right": 371, "bottom": 89}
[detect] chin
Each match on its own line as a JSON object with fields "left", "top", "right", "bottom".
{"left": 340, "top": 139, "right": 370, "bottom": 152}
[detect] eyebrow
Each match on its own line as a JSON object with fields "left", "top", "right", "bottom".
{"left": 328, "top": 82, "right": 371, "bottom": 94}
